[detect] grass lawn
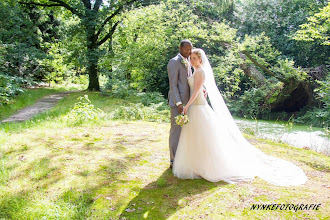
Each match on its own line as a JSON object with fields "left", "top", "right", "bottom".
{"left": 0, "top": 90, "right": 329, "bottom": 219}
{"left": 0, "top": 84, "right": 85, "bottom": 121}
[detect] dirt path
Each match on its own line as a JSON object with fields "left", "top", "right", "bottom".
{"left": 1, "top": 91, "right": 79, "bottom": 123}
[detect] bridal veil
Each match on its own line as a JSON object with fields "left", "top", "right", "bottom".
{"left": 199, "top": 48, "right": 307, "bottom": 186}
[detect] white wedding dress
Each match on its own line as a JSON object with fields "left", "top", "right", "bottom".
{"left": 173, "top": 50, "right": 307, "bottom": 186}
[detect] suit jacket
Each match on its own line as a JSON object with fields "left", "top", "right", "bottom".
{"left": 167, "top": 54, "right": 190, "bottom": 107}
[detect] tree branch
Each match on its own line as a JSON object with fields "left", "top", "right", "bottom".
{"left": 95, "top": 0, "right": 139, "bottom": 41}
{"left": 97, "top": 21, "right": 120, "bottom": 46}
{"left": 49, "top": 0, "right": 83, "bottom": 17}
{"left": 192, "top": 36, "right": 232, "bottom": 47}
{"left": 81, "top": 0, "right": 91, "bottom": 9}
{"left": 241, "top": 50, "right": 286, "bottom": 83}
{"left": 19, "top": 2, "right": 61, "bottom": 7}
{"left": 193, "top": 36, "right": 288, "bottom": 83}
{"left": 20, "top": 0, "right": 83, "bottom": 18}
{"left": 93, "top": 0, "right": 102, "bottom": 12}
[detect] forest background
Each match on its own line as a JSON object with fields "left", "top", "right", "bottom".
{"left": 1, "top": 0, "right": 329, "bottom": 129}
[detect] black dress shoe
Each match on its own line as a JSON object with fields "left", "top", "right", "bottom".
{"left": 170, "top": 161, "right": 173, "bottom": 169}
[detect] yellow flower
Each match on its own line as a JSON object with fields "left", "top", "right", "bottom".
{"left": 175, "top": 114, "right": 189, "bottom": 127}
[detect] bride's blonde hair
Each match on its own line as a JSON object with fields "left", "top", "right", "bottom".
{"left": 191, "top": 48, "right": 203, "bottom": 64}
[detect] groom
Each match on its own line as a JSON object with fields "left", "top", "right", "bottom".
{"left": 167, "top": 39, "right": 193, "bottom": 168}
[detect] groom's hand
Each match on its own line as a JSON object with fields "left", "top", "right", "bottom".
{"left": 178, "top": 104, "right": 183, "bottom": 114}
{"left": 203, "top": 88, "right": 208, "bottom": 99}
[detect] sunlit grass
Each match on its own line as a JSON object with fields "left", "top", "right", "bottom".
{"left": 0, "top": 83, "right": 87, "bottom": 121}
{"left": 0, "top": 87, "right": 62, "bottom": 121}
{"left": 0, "top": 90, "right": 329, "bottom": 219}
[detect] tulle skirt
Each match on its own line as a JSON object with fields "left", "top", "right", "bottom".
{"left": 173, "top": 103, "right": 307, "bottom": 186}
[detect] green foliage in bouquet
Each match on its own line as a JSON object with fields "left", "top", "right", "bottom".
{"left": 175, "top": 114, "right": 189, "bottom": 127}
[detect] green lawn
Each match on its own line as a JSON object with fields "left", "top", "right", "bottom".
{"left": 0, "top": 90, "right": 329, "bottom": 219}
{"left": 0, "top": 84, "right": 85, "bottom": 121}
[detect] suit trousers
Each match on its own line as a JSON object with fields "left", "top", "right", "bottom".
{"left": 169, "top": 106, "right": 181, "bottom": 162}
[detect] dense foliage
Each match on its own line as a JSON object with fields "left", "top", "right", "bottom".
{"left": 234, "top": 0, "right": 329, "bottom": 67}
{"left": 293, "top": 2, "right": 330, "bottom": 46}
{"left": 0, "top": 0, "right": 61, "bottom": 103}
{"left": 1, "top": 0, "right": 329, "bottom": 128}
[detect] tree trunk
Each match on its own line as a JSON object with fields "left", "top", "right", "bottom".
{"left": 87, "top": 59, "right": 100, "bottom": 91}
{"left": 239, "top": 52, "right": 266, "bottom": 85}
{"left": 85, "top": 15, "right": 100, "bottom": 91}
{"left": 107, "top": 34, "right": 114, "bottom": 90}
{"left": 86, "top": 43, "right": 101, "bottom": 90}
{"left": 18, "top": 0, "right": 133, "bottom": 92}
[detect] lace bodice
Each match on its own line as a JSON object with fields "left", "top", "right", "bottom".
{"left": 188, "top": 74, "right": 207, "bottom": 105}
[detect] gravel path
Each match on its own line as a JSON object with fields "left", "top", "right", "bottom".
{"left": 1, "top": 91, "right": 78, "bottom": 123}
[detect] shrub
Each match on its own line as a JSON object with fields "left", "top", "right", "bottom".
{"left": 64, "top": 95, "right": 104, "bottom": 126}
{"left": 230, "top": 88, "right": 270, "bottom": 119}
{"left": 295, "top": 73, "right": 329, "bottom": 129}
{"left": 0, "top": 74, "right": 25, "bottom": 105}
{"left": 103, "top": 79, "right": 137, "bottom": 99}
{"left": 296, "top": 107, "right": 329, "bottom": 129}
{"left": 112, "top": 102, "right": 170, "bottom": 123}
{"left": 137, "top": 92, "right": 168, "bottom": 110}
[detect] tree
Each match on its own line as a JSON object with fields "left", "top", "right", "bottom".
{"left": 0, "top": 0, "right": 56, "bottom": 103}
{"left": 234, "top": 0, "right": 328, "bottom": 67}
{"left": 110, "top": 1, "right": 204, "bottom": 94}
{"left": 293, "top": 2, "right": 330, "bottom": 46}
{"left": 0, "top": 0, "right": 55, "bottom": 83}
{"left": 20, "top": 0, "right": 142, "bottom": 91}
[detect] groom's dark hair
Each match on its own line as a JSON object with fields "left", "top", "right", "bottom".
{"left": 180, "top": 39, "right": 192, "bottom": 47}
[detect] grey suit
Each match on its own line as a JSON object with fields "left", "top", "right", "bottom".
{"left": 167, "top": 54, "right": 190, "bottom": 162}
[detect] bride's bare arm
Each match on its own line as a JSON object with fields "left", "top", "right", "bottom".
{"left": 183, "top": 70, "right": 205, "bottom": 114}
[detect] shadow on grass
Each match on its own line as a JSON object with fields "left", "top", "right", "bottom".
{"left": 0, "top": 193, "right": 29, "bottom": 219}
{"left": 300, "top": 160, "right": 330, "bottom": 173}
{"left": 0, "top": 149, "right": 144, "bottom": 219}
{"left": 119, "top": 168, "right": 228, "bottom": 219}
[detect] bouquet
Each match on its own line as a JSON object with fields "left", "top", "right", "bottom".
{"left": 175, "top": 113, "right": 189, "bottom": 127}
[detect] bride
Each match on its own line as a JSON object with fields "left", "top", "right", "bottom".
{"left": 172, "top": 48, "right": 307, "bottom": 186}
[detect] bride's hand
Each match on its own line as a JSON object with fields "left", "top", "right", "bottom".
{"left": 183, "top": 106, "right": 188, "bottom": 115}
